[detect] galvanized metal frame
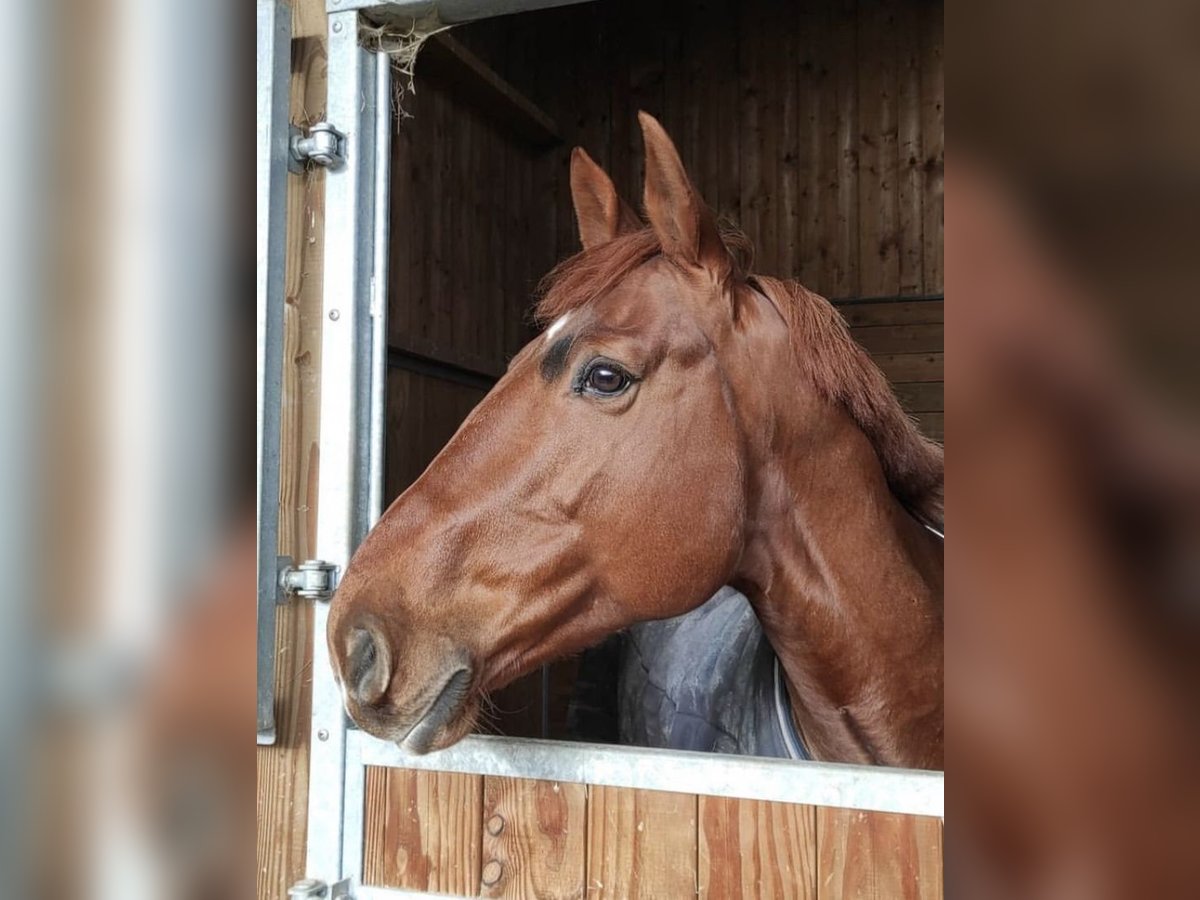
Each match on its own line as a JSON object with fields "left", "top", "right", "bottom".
{"left": 305, "top": 8, "right": 389, "bottom": 884}
{"left": 256, "top": 0, "right": 292, "bottom": 746}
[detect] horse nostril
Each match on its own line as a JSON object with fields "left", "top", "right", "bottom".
{"left": 345, "top": 624, "right": 392, "bottom": 707}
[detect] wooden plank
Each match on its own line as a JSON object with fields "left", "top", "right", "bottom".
{"left": 419, "top": 33, "right": 562, "bottom": 147}
{"left": 738, "top": 0, "right": 766, "bottom": 265}
{"left": 715, "top": 0, "right": 741, "bottom": 223}
{"left": 856, "top": 0, "right": 900, "bottom": 298}
{"left": 257, "top": 21, "right": 325, "bottom": 900}
{"left": 916, "top": 412, "right": 944, "bottom": 442}
{"left": 837, "top": 299, "right": 943, "bottom": 327}
{"left": 829, "top": 0, "right": 859, "bottom": 297}
{"left": 798, "top": 0, "right": 828, "bottom": 290}
{"left": 777, "top": 0, "right": 800, "bottom": 279}
{"left": 816, "top": 808, "right": 943, "bottom": 899}
{"left": 920, "top": 1, "right": 944, "bottom": 294}
{"left": 693, "top": 0, "right": 721, "bottom": 213}
{"left": 699, "top": 797, "right": 816, "bottom": 899}
{"left": 362, "top": 768, "right": 484, "bottom": 894}
{"left": 896, "top": 3, "right": 924, "bottom": 294}
{"left": 586, "top": 787, "right": 697, "bottom": 898}
{"left": 892, "top": 381, "right": 944, "bottom": 413}
{"left": 850, "top": 322, "right": 943, "bottom": 354}
{"left": 607, "top": 3, "right": 633, "bottom": 202}
{"left": 480, "top": 777, "right": 587, "bottom": 899}
{"left": 873, "top": 352, "right": 944, "bottom": 383}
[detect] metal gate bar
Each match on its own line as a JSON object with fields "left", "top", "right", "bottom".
{"left": 256, "top": 0, "right": 292, "bottom": 746}
{"left": 347, "top": 732, "right": 944, "bottom": 821}
{"left": 306, "top": 8, "right": 389, "bottom": 885}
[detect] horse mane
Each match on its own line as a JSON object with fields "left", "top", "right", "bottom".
{"left": 535, "top": 228, "right": 944, "bottom": 527}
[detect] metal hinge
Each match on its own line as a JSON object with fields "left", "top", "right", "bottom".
{"left": 289, "top": 120, "right": 346, "bottom": 172}
{"left": 288, "top": 877, "right": 353, "bottom": 900}
{"left": 278, "top": 557, "right": 340, "bottom": 601}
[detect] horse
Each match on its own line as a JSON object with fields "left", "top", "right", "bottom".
{"left": 326, "top": 112, "right": 944, "bottom": 770}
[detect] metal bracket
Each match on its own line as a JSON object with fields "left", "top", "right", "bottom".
{"left": 288, "top": 877, "right": 353, "bottom": 900}
{"left": 290, "top": 121, "right": 346, "bottom": 172}
{"left": 279, "top": 557, "right": 340, "bottom": 601}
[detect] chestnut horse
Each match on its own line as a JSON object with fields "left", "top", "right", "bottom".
{"left": 327, "top": 113, "right": 944, "bottom": 770}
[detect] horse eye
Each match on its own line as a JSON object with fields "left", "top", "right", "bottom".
{"left": 584, "top": 365, "right": 629, "bottom": 396}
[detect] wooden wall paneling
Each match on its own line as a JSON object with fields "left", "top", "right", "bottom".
{"left": 362, "top": 768, "right": 485, "bottom": 894}
{"left": 838, "top": 299, "right": 944, "bottom": 326}
{"left": 698, "top": 797, "right": 817, "bottom": 900}
{"left": 916, "top": 412, "right": 944, "bottom": 442}
{"left": 856, "top": 0, "right": 900, "bottom": 298}
{"left": 798, "top": 1, "right": 828, "bottom": 291}
{"left": 607, "top": 3, "right": 634, "bottom": 204}
{"left": 850, "top": 322, "right": 943, "bottom": 354}
{"left": 777, "top": 0, "right": 800, "bottom": 280}
{"left": 892, "top": 381, "right": 944, "bottom": 413}
{"left": 484, "top": 109, "right": 506, "bottom": 366}
{"left": 257, "top": 20, "right": 325, "bottom": 900}
{"left": 714, "top": 0, "right": 741, "bottom": 224}
{"left": 829, "top": 0, "right": 860, "bottom": 298}
{"left": 874, "top": 351, "right": 944, "bottom": 383}
{"left": 433, "top": 86, "right": 453, "bottom": 351}
{"left": 512, "top": 29, "right": 538, "bottom": 336}
{"left": 920, "top": 2, "right": 944, "bottom": 294}
{"left": 738, "top": 0, "right": 767, "bottom": 267}
{"left": 660, "top": 1, "right": 687, "bottom": 183}
{"left": 896, "top": 4, "right": 924, "bottom": 294}
{"left": 405, "top": 74, "right": 430, "bottom": 349}
{"left": 692, "top": 2, "right": 720, "bottom": 213}
{"left": 465, "top": 107, "right": 482, "bottom": 360}
{"left": 815, "top": 808, "right": 943, "bottom": 899}
{"left": 480, "top": 777, "right": 587, "bottom": 899}
{"left": 627, "top": 3, "right": 666, "bottom": 199}
{"left": 388, "top": 93, "right": 411, "bottom": 349}
{"left": 586, "top": 787, "right": 698, "bottom": 899}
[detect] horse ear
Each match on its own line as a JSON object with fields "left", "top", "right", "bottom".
{"left": 570, "top": 146, "right": 640, "bottom": 250}
{"left": 638, "top": 111, "right": 731, "bottom": 280}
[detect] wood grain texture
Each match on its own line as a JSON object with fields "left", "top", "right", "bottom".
{"left": 892, "top": 382, "right": 944, "bottom": 414}
{"left": 362, "top": 768, "right": 484, "bottom": 894}
{"left": 856, "top": 0, "right": 900, "bottom": 298}
{"left": 873, "top": 352, "right": 944, "bottom": 383}
{"left": 586, "top": 787, "right": 697, "bottom": 899}
{"left": 919, "top": 2, "right": 944, "bottom": 293}
{"left": 257, "top": 20, "right": 325, "bottom": 900}
{"left": 816, "top": 808, "right": 943, "bottom": 899}
{"left": 850, "top": 322, "right": 943, "bottom": 354}
{"left": 699, "top": 797, "right": 817, "bottom": 899}
{"left": 837, "top": 299, "right": 943, "bottom": 327}
{"left": 480, "top": 778, "right": 587, "bottom": 899}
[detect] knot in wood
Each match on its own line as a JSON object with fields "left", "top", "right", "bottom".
{"left": 481, "top": 860, "right": 504, "bottom": 886}
{"left": 486, "top": 814, "right": 505, "bottom": 836}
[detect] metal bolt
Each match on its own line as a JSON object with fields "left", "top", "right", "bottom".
{"left": 481, "top": 860, "right": 504, "bottom": 886}
{"left": 288, "top": 878, "right": 328, "bottom": 900}
{"left": 332, "top": 21, "right": 342, "bottom": 33}
{"left": 486, "top": 814, "right": 505, "bottom": 836}
{"left": 318, "top": 729, "right": 329, "bottom": 741}
{"left": 329, "top": 309, "right": 340, "bottom": 321}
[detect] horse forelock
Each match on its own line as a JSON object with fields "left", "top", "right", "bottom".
{"left": 533, "top": 227, "right": 944, "bottom": 528}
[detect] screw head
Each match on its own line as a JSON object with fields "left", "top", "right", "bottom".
{"left": 318, "top": 729, "right": 329, "bottom": 741}
{"left": 329, "top": 309, "right": 340, "bottom": 321}
{"left": 332, "top": 21, "right": 343, "bottom": 33}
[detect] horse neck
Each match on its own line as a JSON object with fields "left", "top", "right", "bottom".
{"left": 733, "top": 405, "right": 944, "bottom": 769}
